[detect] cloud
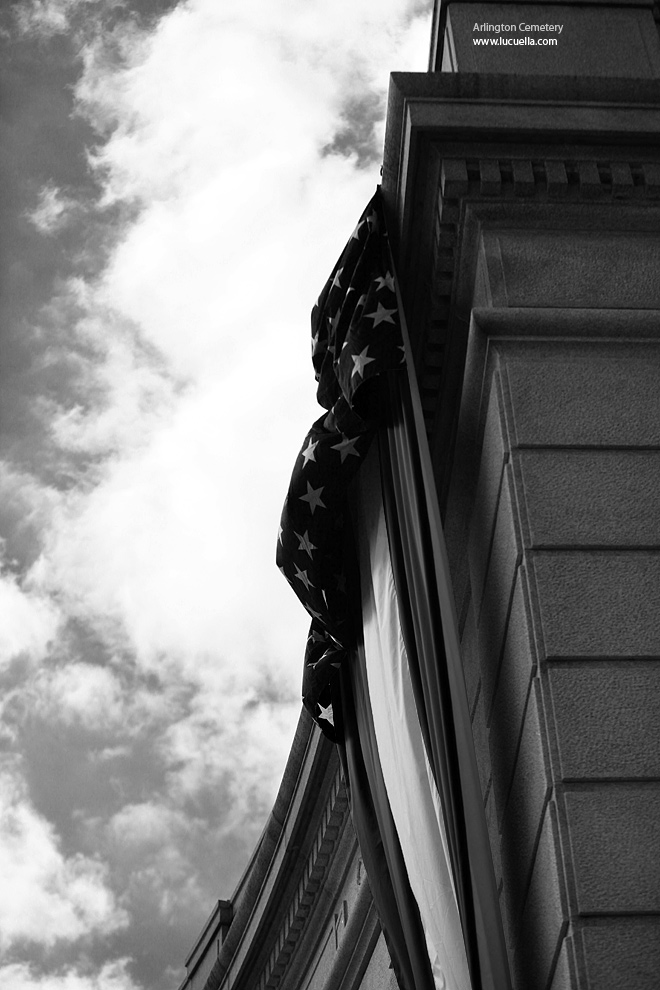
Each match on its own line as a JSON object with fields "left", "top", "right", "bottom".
{"left": 0, "top": 960, "right": 139, "bottom": 990}
{"left": 0, "top": 0, "right": 433, "bottom": 987}
{"left": 13, "top": 0, "right": 75, "bottom": 37}
{"left": 18, "top": 0, "right": 433, "bottom": 683}
{"left": 28, "top": 663, "right": 125, "bottom": 731}
{"left": 0, "top": 573, "right": 59, "bottom": 670}
{"left": 27, "top": 184, "right": 76, "bottom": 235}
{"left": 0, "top": 766, "right": 127, "bottom": 951}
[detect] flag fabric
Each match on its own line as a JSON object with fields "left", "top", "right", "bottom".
{"left": 276, "top": 190, "right": 404, "bottom": 740}
{"left": 277, "top": 188, "right": 511, "bottom": 990}
{"left": 352, "top": 441, "right": 472, "bottom": 990}
{"left": 375, "top": 371, "right": 512, "bottom": 990}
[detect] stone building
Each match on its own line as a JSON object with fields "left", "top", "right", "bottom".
{"left": 178, "top": 3, "right": 660, "bottom": 988}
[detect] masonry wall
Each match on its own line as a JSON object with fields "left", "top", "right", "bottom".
{"left": 443, "top": 239, "right": 660, "bottom": 988}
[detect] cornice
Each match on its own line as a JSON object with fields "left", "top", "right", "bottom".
{"left": 253, "top": 768, "right": 350, "bottom": 990}
{"left": 196, "top": 733, "right": 351, "bottom": 990}
{"left": 179, "top": 709, "right": 334, "bottom": 990}
{"left": 380, "top": 72, "right": 660, "bottom": 511}
{"left": 382, "top": 73, "right": 660, "bottom": 254}
{"left": 418, "top": 154, "right": 660, "bottom": 434}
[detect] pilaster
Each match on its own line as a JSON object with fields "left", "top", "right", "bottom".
{"left": 383, "top": 70, "right": 660, "bottom": 990}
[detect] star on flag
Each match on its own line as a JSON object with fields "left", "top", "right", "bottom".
{"left": 317, "top": 703, "right": 334, "bottom": 726}
{"left": 294, "top": 564, "right": 314, "bottom": 592}
{"left": 375, "top": 272, "right": 396, "bottom": 292}
{"left": 331, "top": 436, "right": 360, "bottom": 463}
{"left": 295, "top": 530, "right": 317, "bottom": 558}
{"left": 366, "top": 302, "right": 397, "bottom": 327}
{"left": 350, "top": 220, "right": 364, "bottom": 240}
{"left": 299, "top": 482, "right": 326, "bottom": 514}
{"left": 331, "top": 268, "right": 343, "bottom": 290}
{"left": 277, "top": 189, "right": 406, "bottom": 741}
{"left": 351, "top": 346, "right": 376, "bottom": 378}
{"left": 301, "top": 438, "right": 318, "bottom": 466}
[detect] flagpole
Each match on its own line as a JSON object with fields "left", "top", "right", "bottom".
{"left": 385, "top": 236, "right": 512, "bottom": 990}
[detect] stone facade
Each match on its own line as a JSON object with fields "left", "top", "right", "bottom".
{"left": 177, "top": 711, "right": 398, "bottom": 990}
{"left": 381, "top": 11, "right": 660, "bottom": 984}
{"left": 179, "top": 6, "right": 660, "bottom": 989}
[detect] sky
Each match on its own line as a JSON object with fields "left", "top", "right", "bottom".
{"left": 0, "top": 1, "right": 433, "bottom": 988}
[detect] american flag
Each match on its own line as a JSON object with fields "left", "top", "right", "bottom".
{"left": 277, "top": 189, "right": 405, "bottom": 740}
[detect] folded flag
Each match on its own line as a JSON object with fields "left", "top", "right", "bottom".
{"left": 276, "top": 189, "right": 404, "bottom": 738}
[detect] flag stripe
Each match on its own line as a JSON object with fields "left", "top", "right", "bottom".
{"left": 382, "top": 262, "right": 512, "bottom": 990}
{"left": 353, "top": 444, "right": 472, "bottom": 990}
{"left": 333, "top": 652, "right": 436, "bottom": 990}
{"left": 376, "top": 383, "right": 481, "bottom": 986}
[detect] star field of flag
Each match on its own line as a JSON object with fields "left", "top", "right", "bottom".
{"left": 277, "top": 189, "right": 405, "bottom": 740}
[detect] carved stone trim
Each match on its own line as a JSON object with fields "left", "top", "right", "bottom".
{"left": 441, "top": 158, "right": 660, "bottom": 203}
{"left": 256, "top": 770, "right": 349, "bottom": 990}
{"left": 415, "top": 156, "right": 660, "bottom": 437}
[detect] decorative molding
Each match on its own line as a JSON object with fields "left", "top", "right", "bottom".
{"left": 255, "top": 770, "right": 349, "bottom": 990}
{"left": 440, "top": 158, "right": 660, "bottom": 203}
{"left": 414, "top": 155, "right": 660, "bottom": 436}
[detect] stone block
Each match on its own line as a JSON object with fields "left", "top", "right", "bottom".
{"left": 498, "top": 682, "right": 550, "bottom": 889}
{"left": 460, "top": 598, "right": 481, "bottom": 716}
{"left": 611, "top": 162, "right": 634, "bottom": 199}
{"left": 503, "top": 340, "right": 660, "bottom": 447}
{"left": 578, "top": 161, "right": 603, "bottom": 199}
{"left": 514, "top": 803, "right": 565, "bottom": 990}
{"left": 475, "top": 471, "right": 521, "bottom": 710}
{"left": 545, "top": 160, "right": 568, "bottom": 198}
{"left": 550, "top": 662, "right": 660, "bottom": 779}
{"left": 512, "top": 159, "right": 534, "bottom": 197}
{"left": 485, "top": 784, "right": 502, "bottom": 890}
{"left": 517, "top": 450, "right": 660, "bottom": 547}
{"left": 643, "top": 162, "right": 660, "bottom": 197}
{"left": 467, "top": 377, "right": 508, "bottom": 593}
{"left": 471, "top": 462, "right": 519, "bottom": 620}
{"left": 472, "top": 687, "right": 492, "bottom": 801}
{"left": 444, "top": 4, "right": 660, "bottom": 77}
{"left": 549, "top": 935, "right": 574, "bottom": 990}
{"left": 565, "top": 783, "right": 660, "bottom": 913}
{"left": 480, "top": 159, "right": 502, "bottom": 196}
{"left": 489, "top": 572, "right": 536, "bottom": 797}
{"left": 359, "top": 931, "right": 399, "bottom": 990}
{"left": 534, "top": 551, "right": 660, "bottom": 658}
{"left": 492, "top": 231, "right": 660, "bottom": 309}
{"left": 441, "top": 159, "right": 468, "bottom": 199}
{"left": 581, "top": 917, "right": 660, "bottom": 990}
{"left": 498, "top": 879, "right": 514, "bottom": 971}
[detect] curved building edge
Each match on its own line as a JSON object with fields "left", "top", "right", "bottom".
{"left": 177, "top": 707, "right": 398, "bottom": 990}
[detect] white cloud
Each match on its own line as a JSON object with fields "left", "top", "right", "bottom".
{"left": 0, "top": 574, "right": 59, "bottom": 669}
{"left": 22, "top": 0, "right": 432, "bottom": 688}
{"left": 106, "top": 801, "right": 179, "bottom": 850}
{"left": 32, "top": 379, "right": 310, "bottom": 683}
{"left": 15, "top": 0, "right": 72, "bottom": 36}
{"left": 48, "top": 312, "right": 177, "bottom": 460}
{"left": 27, "top": 184, "right": 76, "bottom": 235}
{"left": 29, "top": 663, "right": 125, "bottom": 731}
{"left": 0, "top": 1, "right": 433, "bottom": 986}
{"left": 159, "top": 690, "right": 300, "bottom": 818}
{"left": 0, "top": 960, "right": 140, "bottom": 990}
{"left": 0, "top": 767, "right": 127, "bottom": 950}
